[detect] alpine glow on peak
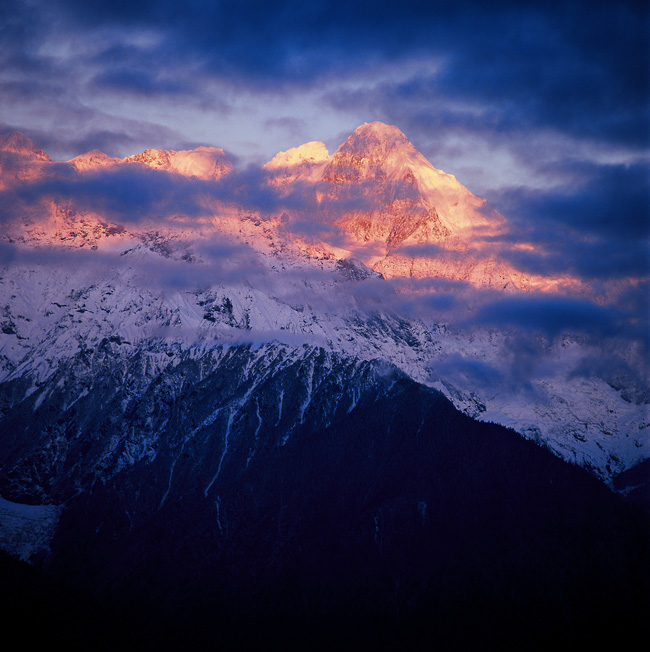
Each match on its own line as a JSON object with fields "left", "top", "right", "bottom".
{"left": 0, "top": 1, "right": 648, "bottom": 645}
{"left": 0, "top": 123, "right": 647, "bottom": 484}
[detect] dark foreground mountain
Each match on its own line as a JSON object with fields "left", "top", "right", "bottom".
{"left": 0, "top": 344, "right": 648, "bottom": 650}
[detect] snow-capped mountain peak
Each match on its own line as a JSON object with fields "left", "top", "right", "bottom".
{"left": 0, "top": 130, "right": 51, "bottom": 162}
{"left": 123, "top": 146, "right": 233, "bottom": 180}
{"left": 322, "top": 121, "right": 499, "bottom": 238}
{"left": 69, "top": 149, "right": 121, "bottom": 170}
{"left": 278, "top": 122, "right": 506, "bottom": 284}
{"left": 264, "top": 141, "right": 331, "bottom": 186}
{"left": 323, "top": 121, "right": 417, "bottom": 183}
{"left": 265, "top": 141, "right": 330, "bottom": 169}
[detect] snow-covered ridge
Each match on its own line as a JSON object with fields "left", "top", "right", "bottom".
{"left": 69, "top": 149, "right": 120, "bottom": 170}
{"left": 0, "top": 496, "right": 61, "bottom": 561}
{"left": 123, "top": 146, "right": 233, "bottom": 180}
{"left": 265, "top": 141, "right": 330, "bottom": 168}
{"left": 0, "top": 124, "right": 647, "bottom": 485}
{"left": 0, "top": 130, "right": 50, "bottom": 162}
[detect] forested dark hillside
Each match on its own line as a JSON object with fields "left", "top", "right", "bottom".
{"left": 2, "top": 348, "right": 646, "bottom": 650}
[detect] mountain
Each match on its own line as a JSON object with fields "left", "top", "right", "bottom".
{"left": 0, "top": 126, "right": 646, "bottom": 481}
{"left": 266, "top": 122, "right": 532, "bottom": 289}
{"left": 0, "top": 123, "right": 648, "bottom": 647}
{"left": 0, "top": 130, "right": 50, "bottom": 162}
{"left": 0, "top": 130, "right": 52, "bottom": 190}
{"left": 264, "top": 140, "right": 330, "bottom": 184}
{"left": 69, "top": 149, "right": 121, "bottom": 170}
{"left": 1, "top": 345, "right": 648, "bottom": 649}
{"left": 123, "top": 145, "right": 233, "bottom": 180}
{"left": 322, "top": 121, "right": 496, "bottom": 241}
{"left": 69, "top": 144, "right": 234, "bottom": 179}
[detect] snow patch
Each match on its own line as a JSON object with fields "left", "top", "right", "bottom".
{"left": 0, "top": 495, "right": 61, "bottom": 562}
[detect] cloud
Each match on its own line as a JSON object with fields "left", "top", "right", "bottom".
{"left": 10, "top": 1, "right": 646, "bottom": 122}
{"left": 467, "top": 294, "right": 623, "bottom": 339}
{"left": 0, "top": 235, "right": 271, "bottom": 295}
{"left": 264, "top": 117, "right": 307, "bottom": 133}
{"left": 90, "top": 69, "right": 193, "bottom": 97}
{"left": 431, "top": 353, "right": 506, "bottom": 389}
{"left": 1, "top": 165, "right": 210, "bottom": 223}
{"left": 481, "top": 161, "right": 650, "bottom": 280}
{"left": 491, "top": 161, "right": 650, "bottom": 240}
{"left": 0, "top": 242, "right": 17, "bottom": 264}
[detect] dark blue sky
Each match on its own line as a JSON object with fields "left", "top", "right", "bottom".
{"left": 1, "top": 1, "right": 648, "bottom": 295}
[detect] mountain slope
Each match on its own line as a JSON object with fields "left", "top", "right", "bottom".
{"left": 0, "top": 344, "right": 647, "bottom": 649}
{"left": 0, "top": 124, "right": 648, "bottom": 648}
{"left": 0, "top": 125, "right": 646, "bottom": 482}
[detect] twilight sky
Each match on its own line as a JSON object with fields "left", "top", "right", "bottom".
{"left": 1, "top": 2, "right": 646, "bottom": 179}
{"left": 1, "top": 0, "right": 648, "bottom": 290}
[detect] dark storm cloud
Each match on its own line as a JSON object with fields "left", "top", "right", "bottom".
{"left": 91, "top": 69, "right": 194, "bottom": 97}
{"left": 0, "top": 0, "right": 48, "bottom": 57}
{"left": 468, "top": 294, "right": 623, "bottom": 339}
{"left": 483, "top": 161, "right": 650, "bottom": 280}
{"left": 490, "top": 162, "right": 650, "bottom": 240}
{"left": 355, "top": 3, "right": 646, "bottom": 150}
{"left": 15, "top": 1, "right": 646, "bottom": 123}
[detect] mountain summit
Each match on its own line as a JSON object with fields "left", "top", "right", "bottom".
{"left": 263, "top": 122, "right": 508, "bottom": 284}
{"left": 321, "top": 121, "right": 499, "bottom": 239}
{"left": 324, "top": 121, "right": 415, "bottom": 181}
{"left": 124, "top": 146, "right": 233, "bottom": 180}
{"left": 0, "top": 130, "right": 50, "bottom": 161}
